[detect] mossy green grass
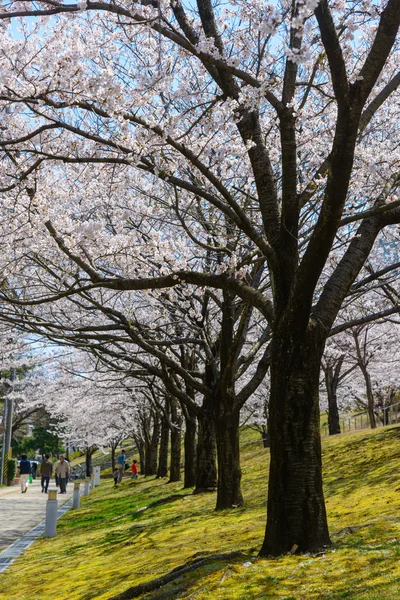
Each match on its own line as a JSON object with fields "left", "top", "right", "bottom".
{"left": 1, "top": 426, "right": 400, "bottom": 599}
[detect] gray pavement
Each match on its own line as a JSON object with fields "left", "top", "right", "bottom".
{"left": 0, "top": 477, "right": 73, "bottom": 551}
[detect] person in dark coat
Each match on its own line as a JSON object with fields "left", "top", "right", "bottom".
{"left": 31, "top": 461, "right": 38, "bottom": 479}
{"left": 40, "top": 455, "right": 53, "bottom": 493}
{"left": 19, "top": 455, "right": 31, "bottom": 493}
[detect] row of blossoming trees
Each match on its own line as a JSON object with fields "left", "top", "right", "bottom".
{"left": 0, "top": 0, "right": 399, "bottom": 556}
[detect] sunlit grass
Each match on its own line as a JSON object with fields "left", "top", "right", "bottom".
{"left": 1, "top": 426, "right": 400, "bottom": 599}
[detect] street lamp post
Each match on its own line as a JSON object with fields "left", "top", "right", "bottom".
{"left": 0, "top": 401, "right": 8, "bottom": 486}
{"left": 0, "top": 368, "right": 16, "bottom": 485}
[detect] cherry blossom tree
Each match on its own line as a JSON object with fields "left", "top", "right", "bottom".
{"left": 240, "top": 374, "right": 271, "bottom": 447}
{"left": 34, "top": 352, "right": 139, "bottom": 464}
{"left": 0, "top": 328, "right": 60, "bottom": 449}
{"left": 0, "top": 269, "right": 270, "bottom": 501}
{"left": 349, "top": 321, "right": 400, "bottom": 426}
{"left": 0, "top": 0, "right": 399, "bottom": 555}
{"left": 321, "top": 334, "right": 358, "bottom": 434}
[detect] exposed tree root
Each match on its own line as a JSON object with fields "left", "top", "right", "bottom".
{"left": 334, "top": 523, "right": 376, "bottom": 536}
{"left": 108, "top": 551, "right": 246, "bottom": 600}
{"left": 192, "top": 487, "right": 217, "bottom": 494}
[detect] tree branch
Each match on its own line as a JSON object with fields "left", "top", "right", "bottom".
{"left": 314, "top": 0, "right": 349, "bottom": 106}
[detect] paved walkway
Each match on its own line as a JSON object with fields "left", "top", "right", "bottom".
{"left": 0, "top": 478, "right": 73, "bottom": 552}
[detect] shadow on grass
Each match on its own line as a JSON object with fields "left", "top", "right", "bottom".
{"left": 323, "top": 427, "right": 400, "bottom": 500}
{"left": 132, "top": 493, "right": 191, "bottom": 514}
{"left": 107, "top": 551, "right": 248, "bottom": 600}
{"left": 326, "top": 568, "right": 400, "bottom": 600}
{"left": 324, "top": 523, "right": 400, "bottom": 598}
{"left": 96, "top": 495, "right": 194, "bottom": 551}
{"left": 98, "top": 524, "right": 154, "bottom": 550}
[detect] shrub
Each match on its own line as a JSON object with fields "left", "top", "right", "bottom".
{"left": 7, "top": 458, "right": 17, "bottom": 484}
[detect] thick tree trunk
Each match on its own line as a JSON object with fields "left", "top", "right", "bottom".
{"left": 260, "top": 331, "right": 331, "bottom": 556}
{"left": 86, "top": 446, "right": 94, "bottom": 477}
{"left": 111, "top": 445, "right": 116, "bottom": 473}
{"left": 261, "top": 423, "right": 271, "bottom": 448}
{"left": 353, "top": 331, "right": 376, "bottom": 429}
{"left": 215, "top": 393, "right": 243, "bottom": 509}
{"left": 183, "top": 408, "right": 197, "bottom": 488}
{"left": 364, "top": 370, "right": 377, "bottom": 429}
{"left": 169, "top": 425, "right": 181, "bottom": 482}
{"left": 145, "top": 416, "right": 160, "bottom": 476}
{"left": 325, "top": 366, "right": 341, "bottom": 435}
{"left": 169, "top": 398, "right": 182, "bottom": 482}
{"left": 214, "top": 291, "right": 244, "bottom": 510}
{"left": 145, "top": 443, "right": 157, "bottom": 475}
{"left": 327, "top": 387, "right": 341, "bottom": 435}
{"left": 194, "top": 400, "right": 217, "bottom": 493}
{"left": 157, "top": 416, "right": 169, "bottom": 478}
{"left": 133, "top": 435, "right": 145, "bottom": 475}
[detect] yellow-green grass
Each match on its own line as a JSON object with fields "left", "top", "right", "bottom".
{"left": 2, "top": 426, "right": 400, "bottom": 599}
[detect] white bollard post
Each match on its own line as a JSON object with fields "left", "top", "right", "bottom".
{"left": 73, "top": 481, "right": 81, "bottom": 510}
{"left": 45, "top": 489, "right": 58, "bottom": 537}
{"left": 90, "top": 473, "right": 95, "bottom": 489}
{"left": 84, "top": 478, "right": 90, "bottom": 496}
{"left": 94, "top": 466, "right": 101, "bottom": 486}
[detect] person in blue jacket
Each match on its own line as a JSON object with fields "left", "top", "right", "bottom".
{"left": 116, "top": 448, "right": 126, "bottom": 483}
{"left": 19, "top": 454, "right": 31, "bottom": 493}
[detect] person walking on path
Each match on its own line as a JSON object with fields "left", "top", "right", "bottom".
{"left": 116, "top": 449, "right": 126, "bottom": 483}
{"left": 39, "top": 455, "right": 53, "bottom": 493}
{"left": 131, "top": 460, "right": 139, "bottom": 479}
{"left": 31, "top": 461, "right": 38, "bottom": 479}
{"left": 55, "top": 456, "right": 70, "bottom": 494}
{"left": 18, "top": 455, "right": 31, "bottom": 493}
{"left": 113, "top": 467, "right": 119, "bottom": 487}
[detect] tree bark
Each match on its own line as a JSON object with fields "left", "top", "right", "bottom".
{"left": 133, "top": 434, "right": 145, "bottom": 475}
{"left": 261, "top": 423, "right": 271, "bottom": 448}
{"left": 215, "top": 393, "right": 243, "bottom": 509}
{"left": 169, "top": 397, "right": 182, "bottom": 482}
{"left": 364, "top": 369, "right": 377, "bottom": 429}
{"left": 214, "top": 290, "right": 244, "bottom": 510}
{"left": 145, "top": 415, "right": 160, "bottom": 476}
{"left": 183, "top": 406, "right": 197, "bottom": 488}
{"left": 194, "top": 399, "right": 217, "bottom": 493}
{"left": 325, "top": 365, "right": 341, "bottom": 435}
{"left": 111, "top": 443, "right": 117, "bottom": 473}
{"left": 260, "top": 329, "right": 330, "bottom": 556}
{"left": 157, "top": 415, "right": 169, "bottom": 478}
{"left": 86, "top": 446, "right": 94, "bottom": 477}
{"left": 353, "top": 329, "right": 377, "bottom": 429}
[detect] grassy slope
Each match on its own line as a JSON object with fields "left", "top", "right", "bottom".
{"left": 69, "top": 441, "right": 137, "bottom": 469}
{"left": 2, "top": 426, "right": 400, "bottom": 600}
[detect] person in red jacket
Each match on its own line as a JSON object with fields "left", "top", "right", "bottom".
{"left": 131, "top": 460, "right": 139, "bottom": 479}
